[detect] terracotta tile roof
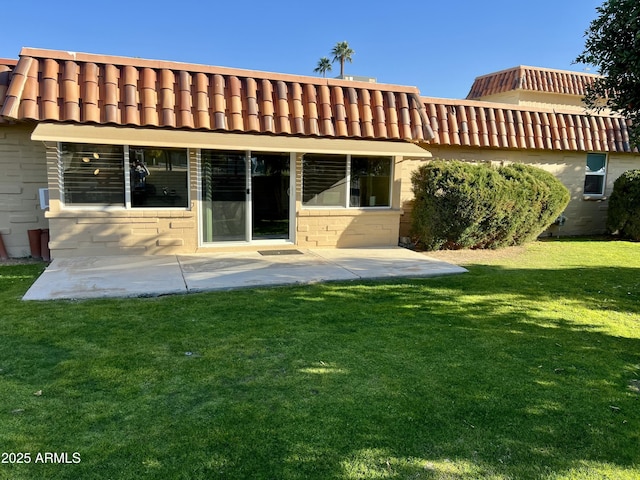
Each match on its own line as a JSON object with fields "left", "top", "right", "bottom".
{"left": 466, "top": 66, "right": 601, "bottom": 99}
{"left": 0, "top": 48, "right": 433, "bottom": 143}
{"left": 422, "top": 97, "right": 636, "bottom": 153}
{"left": 0, "top": 59, "right": 17, "bottom": 120}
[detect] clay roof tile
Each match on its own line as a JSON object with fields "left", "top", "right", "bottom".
{"left": 0, "top": 49, "right": 433, "bottom": 141}
{"left": 467, "top": 65, "right": 602, "bottom": 100}
{"left": 0, "top": 48, "right": 432, "bottom": 141}
{"left": 421, "top": 96, "right": 636, "bottom": 153}
{"left": 45, "top": 49, "right": 640, "bottom": 150}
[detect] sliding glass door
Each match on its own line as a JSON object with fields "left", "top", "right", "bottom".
{"left": 201, "top": 150, "right": 247, "bottom": 242}
{"left": 251, "top": 152, "right": 290, "bottom": 240}
{"left": 201, "top": 150, "right": 292, "bottom": 243}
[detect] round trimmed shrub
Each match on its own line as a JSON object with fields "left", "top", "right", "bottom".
{"left": 607, "top": 169, "right": 640, "bottom": 240}
{"left": 410, "top": 160, "right": 570, "bottom": 250}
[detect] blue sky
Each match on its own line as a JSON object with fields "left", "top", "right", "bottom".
{"left": 1, "top": 0, "right": 603, "bottom": 99}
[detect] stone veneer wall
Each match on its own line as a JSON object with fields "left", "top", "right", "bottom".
{"left": 0, "top": 123, "right": 49, "bottom": 257}
{"left": 398, "top": 147, "right": 640, "bottom": 239}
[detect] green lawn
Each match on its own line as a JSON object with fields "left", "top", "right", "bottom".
{"left": 0, "top": 239, "right": 639, "bottom": 479}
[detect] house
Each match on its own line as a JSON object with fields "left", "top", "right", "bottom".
{"left": 398, "top": 66, "right": 639, "bottom": 238}
{"left": 0, "top": 48, "right": 433, "bottom": 258}
{"left": 0, "top": 49, "right": 637, "bottom": 259}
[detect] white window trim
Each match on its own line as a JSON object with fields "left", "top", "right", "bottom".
{"left": 57, "top": 142, "right": 191, "bottom": 211}
{"left": 197, "top": 148, "right": 296, "bottom": 246}
{"left": 345, "top": 154, "right": 352, "bottom": 209}
{"left": 124, "top": 145, "right": 132, "bottom": 208}
{"left": 302, "top": 153, "right": 394, "bottom": 210}
{"left": 583, "top": 152, "right": 607, "bottom": 200}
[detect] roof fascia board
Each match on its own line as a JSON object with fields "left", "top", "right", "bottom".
{"left": 31, "top": 123, "right": 431, "bottom": 156}
{"left": 471, "top": 65, "right": 602, "bottom": 81}
{"left": 420, "top": 96, "right": 617, "bottom": 117}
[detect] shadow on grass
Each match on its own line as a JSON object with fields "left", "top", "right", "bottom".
{"left": 1, "top": 263, "right": 639, "bottom": 479}
{"left": 273, "top": 266, "right": 639, "bottom": 476}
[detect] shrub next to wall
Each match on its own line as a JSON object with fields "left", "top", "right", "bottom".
{"left": 607, "top": 169, "right": 640, "bottom": 241}
{"left": 410, "top": 160, "right": 570, "bottom": 250}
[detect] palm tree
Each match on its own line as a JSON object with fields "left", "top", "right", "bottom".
{"left": 331, "top": 41, "right": 354, "bottom": 78}
{"left": 314, "top": 57, "right": 332, "bottom": 78}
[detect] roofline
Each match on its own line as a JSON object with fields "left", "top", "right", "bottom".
{"left": 18, "top": 47, "right": 421, "bottom": 94}
{"left": 0, "top": 58, "right": 18, "bottom": 66}
{"left": 471, "top": 65, "right": 602, "bottom": 81}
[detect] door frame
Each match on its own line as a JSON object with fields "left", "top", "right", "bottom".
{"left": 198, "top": 149, "right": 296, "bottom": 246}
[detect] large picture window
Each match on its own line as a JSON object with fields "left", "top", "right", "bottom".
{"left": 302, "top": 154, "right": 391, "bottom": 208}
{"left": 130, "top": 147, "right": 188, "bottom": 207}
{"left": 59, "top": 143, "right": 189, "bottom": 208}
{"left": 60, "top": 143, "right": 125, "bottom": 206}
{"left": 584, "top": 153, "right": 607, "bottom": 196}
{"left": 302, "top": 154, "right": 347, "bottom": 206}
{"left": 349, "top": 156, "right": 392, "bottom": 207}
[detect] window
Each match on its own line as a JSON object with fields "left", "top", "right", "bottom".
{"left": 349, "top": 156, "right": 391, "bottom": 207}
{"left": 60, "top": 143, "right": 125, "bottom": 205}
{"left": 59, "top": 143, "right": 189, "bottom": 208}
{"left": 584, "top": 153, "right": 607, "bottom": 196}
{"left": 302, "top": 154, "right": 392, "bottom": 208}
{"left": 302, "top": 154, "right": 347, "bottom": 206}
{"left": 130, "top": 147, "right": 188, "bottom": 207}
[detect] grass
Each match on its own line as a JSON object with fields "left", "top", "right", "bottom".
{"left": 0, "top": 238, "right": 639, "bottom": 479}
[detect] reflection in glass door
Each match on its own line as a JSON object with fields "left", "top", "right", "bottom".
{"left": 251, "top": 153, "right": 290, "bottom": 240}
{"left": 201, "top": 150, "right": 247, "bottom": 242}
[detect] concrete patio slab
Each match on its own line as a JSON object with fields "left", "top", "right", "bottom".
{"left": 178, "top": 251, "right": 355, "bottom": 292}
{"left": 311, "top": 248, "right": 469, "bottom": 279}
{"left": 22, "top": 247, "right": 468, "bottom": 301}
{"left": 22, "top": 256, "right": 187, "bottom": 301}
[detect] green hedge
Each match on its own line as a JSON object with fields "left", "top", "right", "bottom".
{"left": 607, "top": 169, "right": 640, "bottom": 240}
{"left": 410, "top": 160, "right": 570, "bottom": 250}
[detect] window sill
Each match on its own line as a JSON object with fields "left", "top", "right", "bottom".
{"left": 582, "top": 195, "right": 607, "bottom": 201}
{"left": 58, "top": 205, "right": 191, "bottom": 211}
{"left": 301, "top": 206, "right": 392, "bottom": 210}
{"left": 299, "top": 208, "right": 399, "bottom": 217}
{"left": 47, "top": 207, "right": 193, "bottom": 219}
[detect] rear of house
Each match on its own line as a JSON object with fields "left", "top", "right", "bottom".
{"left": 0, "top": 48, "right": 433, "bottom": 258}
{"left": 0, "top": 51, "right": 638, "bottom": 259}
